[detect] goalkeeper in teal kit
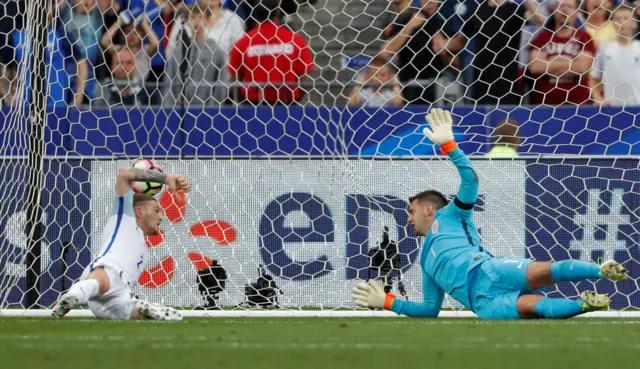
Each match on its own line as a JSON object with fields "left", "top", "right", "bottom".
{"left": 352, "top": 109, "right": 629, "bottom": 319}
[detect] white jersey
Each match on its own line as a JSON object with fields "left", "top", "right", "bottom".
{"left": 86, "top": 190, "right": 148, "bottom": 286}
{"left": 591, "top": 40, "right": 640, "bottom": 106}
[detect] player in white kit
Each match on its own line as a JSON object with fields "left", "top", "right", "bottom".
{"left": 52, "top": 166, "right": 191, "bottom": 320}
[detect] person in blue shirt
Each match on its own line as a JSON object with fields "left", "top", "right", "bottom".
{"left": 352, "top": 108, "right": 629, "bottom": 320}
{"left": 11, "top": 13, "right": 72, "bottom": 107}
{"left": 59, "top": 0, "right": 108, "bottom": 105}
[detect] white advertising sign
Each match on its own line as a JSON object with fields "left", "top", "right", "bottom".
{"left": 91, "top": 159, "right": 526, "bottom": 308}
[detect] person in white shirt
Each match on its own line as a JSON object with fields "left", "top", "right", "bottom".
{"left": 166, "top": 0, "right": 245, "bottom": 58}
{"left": 52, "top": 166, "right": 192, "bottom": 320}
{"left": 590, "top": 3, "right": 640, "bottom": 107}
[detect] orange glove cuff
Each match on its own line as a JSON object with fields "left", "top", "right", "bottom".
{"left": 439, "top": 140, "right": 457, "bottom": 155}
{"left": 384, "top": 294, "right": 395, "bottom": 310}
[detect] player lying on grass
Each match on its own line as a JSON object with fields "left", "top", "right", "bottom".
{"left": 52, "top": 166, "right": 192, "bottom": 320}
{"left": 352, "top": 108, "right": 629, "bottom": 319}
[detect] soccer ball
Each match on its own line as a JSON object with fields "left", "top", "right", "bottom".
{"left": 131, "top": 159, "right": 164, "bottom": 196}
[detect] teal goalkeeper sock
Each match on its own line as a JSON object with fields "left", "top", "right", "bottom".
{"left": 550, "top": 260, "right": 601, "bottom": 282}
{"left": 533, "top": 297, "right": 584, "bottom": 319}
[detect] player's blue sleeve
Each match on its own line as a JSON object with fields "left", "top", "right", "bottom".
{"left": 449, "top": 146, "right": 478, "bottom": 211}
{"left": 112, "top": 189, "right": 135, "bottom": 217}
{"left": 390, "top": 270, "right": 444, "bottom": 318}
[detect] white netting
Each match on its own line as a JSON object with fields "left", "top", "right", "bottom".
{"left": 0, "top": 0, "right": 639, "bottom": 316}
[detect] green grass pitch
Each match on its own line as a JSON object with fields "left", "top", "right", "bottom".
{"left": 1, "top": 318, "right": 638, "bottom": 369}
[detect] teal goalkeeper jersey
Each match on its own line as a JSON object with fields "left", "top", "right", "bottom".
{"left": 391, "top": 146, "right": 492, "bottom": 317}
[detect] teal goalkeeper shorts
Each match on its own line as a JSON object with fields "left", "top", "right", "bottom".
{"left": 469, "top": 257, "right": 535, "bottom": 320}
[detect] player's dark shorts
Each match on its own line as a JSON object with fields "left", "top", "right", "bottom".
{"left": 468, "top": 257, "right": 535, "bottom": 319}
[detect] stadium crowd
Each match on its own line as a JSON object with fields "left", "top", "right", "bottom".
{"left": 0, "top": 0, "right": 638, "bottom": 107}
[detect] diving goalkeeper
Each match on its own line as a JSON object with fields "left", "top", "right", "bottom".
{"left": 351, "top": 109, "right": 629, "bottom": 319}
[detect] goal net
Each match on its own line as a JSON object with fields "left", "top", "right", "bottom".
{"left": 0, "top": 0, "right": 639, "bottom": 317}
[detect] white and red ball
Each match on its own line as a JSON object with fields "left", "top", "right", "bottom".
{"left": 131, "top": 159, "right": 164, "bottom": 196}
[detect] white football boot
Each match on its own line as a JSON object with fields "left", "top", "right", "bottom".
{"left": 51, "top": 293, "right": 80, "bottom": 319}
{"left": 135, "top": 300, "right": 183, "bottom": 321}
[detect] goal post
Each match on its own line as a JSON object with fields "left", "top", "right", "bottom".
{"left": 1, "top": 0, "right": 639, "bottom": 318}
{"left": 24, "top": 0, "right": 49, "bottom": 310}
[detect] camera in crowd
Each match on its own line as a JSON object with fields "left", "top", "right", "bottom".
{"left": 195, "top": 259, "right": 228, "bottom": 310}
{"left": 367, "top": 226, "right": 407, "bottom": 299}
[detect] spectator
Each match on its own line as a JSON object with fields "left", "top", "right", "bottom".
{"left": 581, "top": 0, "right": 616, "bottom": 47}
{"left": 634, "top": 5, "right": 640, "bottom": 40}
{"left": 102, "top": 0, "right": 123, "bottom": 29}
{"left": 528, "top": 0, "right": 596, "bottom": 105}
{"left": 223, "top": 0, "right": 247, "bottom": 20}
{"left": 518, "top": 1, "right": 557, "bottom": 62}
{"left": 228, "top": 0, "right": 314, "bottom": 105}
{"left": 518, "top": 0, "right": 559, "bottom": 104}
{"left": 128, "top": 0, "right": 169, "bottom": 104}
{"left": 447, "top": 0, "right": 546, "bottom": 107}
{"left": 95, "top": 48, "right": 141, "bottom": 106}
{"left": 162, "top": 0, "right": 185, "bottom": 52}
{"left": 380, "top": 0, "right": 415, "bottom": 37}
{"left": 347, "top": 57, "right": 403, "bottom": 107}
{"left": 379, "top": 0, "right": 458, "bottom": 105}
{"left": 166, "top": 0, "right": 244, "bottom": 58}
{"left": 9, "top": 5, "right": 72, "bottom": 107}
{"left": 590, "top": 3, "right": 640, "bottom": 106}
{"left": 241, "top": 0, "right": 298, "bottom": 32}
{"left": 486, "top": 119, "right": 521, "bottom": 158}
{"left": 100, "top": 15, "right": 159, "bottom": 104}
{"left": 163, "top": 4, "right": 228, "bottom": 106}
{"left": 0, "top": 0, "right": 24, "bottom": 103}
{"left": 59, "top": 0, "right": 111, "bottom": 105}
{"left": 540, "top": 0, "right": 585, "bottom": 30}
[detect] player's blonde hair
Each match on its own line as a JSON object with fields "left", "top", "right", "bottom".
{"left": 133, "top": 193, "right": 157, "bottom": 208}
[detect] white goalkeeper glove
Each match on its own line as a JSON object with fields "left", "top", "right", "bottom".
{"left": 423, "top": 108, "right": 457, "bottom": 154}
{"left": 351, "top": 280, "right": 395, "bottom": 310}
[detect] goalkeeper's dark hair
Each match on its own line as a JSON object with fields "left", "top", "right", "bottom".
{"left": 133, "top": 193, "right": 157, "bottom": 207}
{"left": 408, "top": 190, "right": 449, "bottom": 210}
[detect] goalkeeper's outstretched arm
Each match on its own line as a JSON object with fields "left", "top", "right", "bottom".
{"left": 351, "top": 272, "right": 444, "bottom": 317}
{"left": 388, "top": 271, "right": 444, "bottom": 318}
{"left": 448, "top": 146, "right": 479, "bottom": 207}
{"left": 423, "top": 108, "right": 479, "bottom": 207}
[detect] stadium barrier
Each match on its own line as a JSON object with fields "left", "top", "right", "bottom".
{"left": 0, "top": 105, "right": 639, "bottom": 157}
